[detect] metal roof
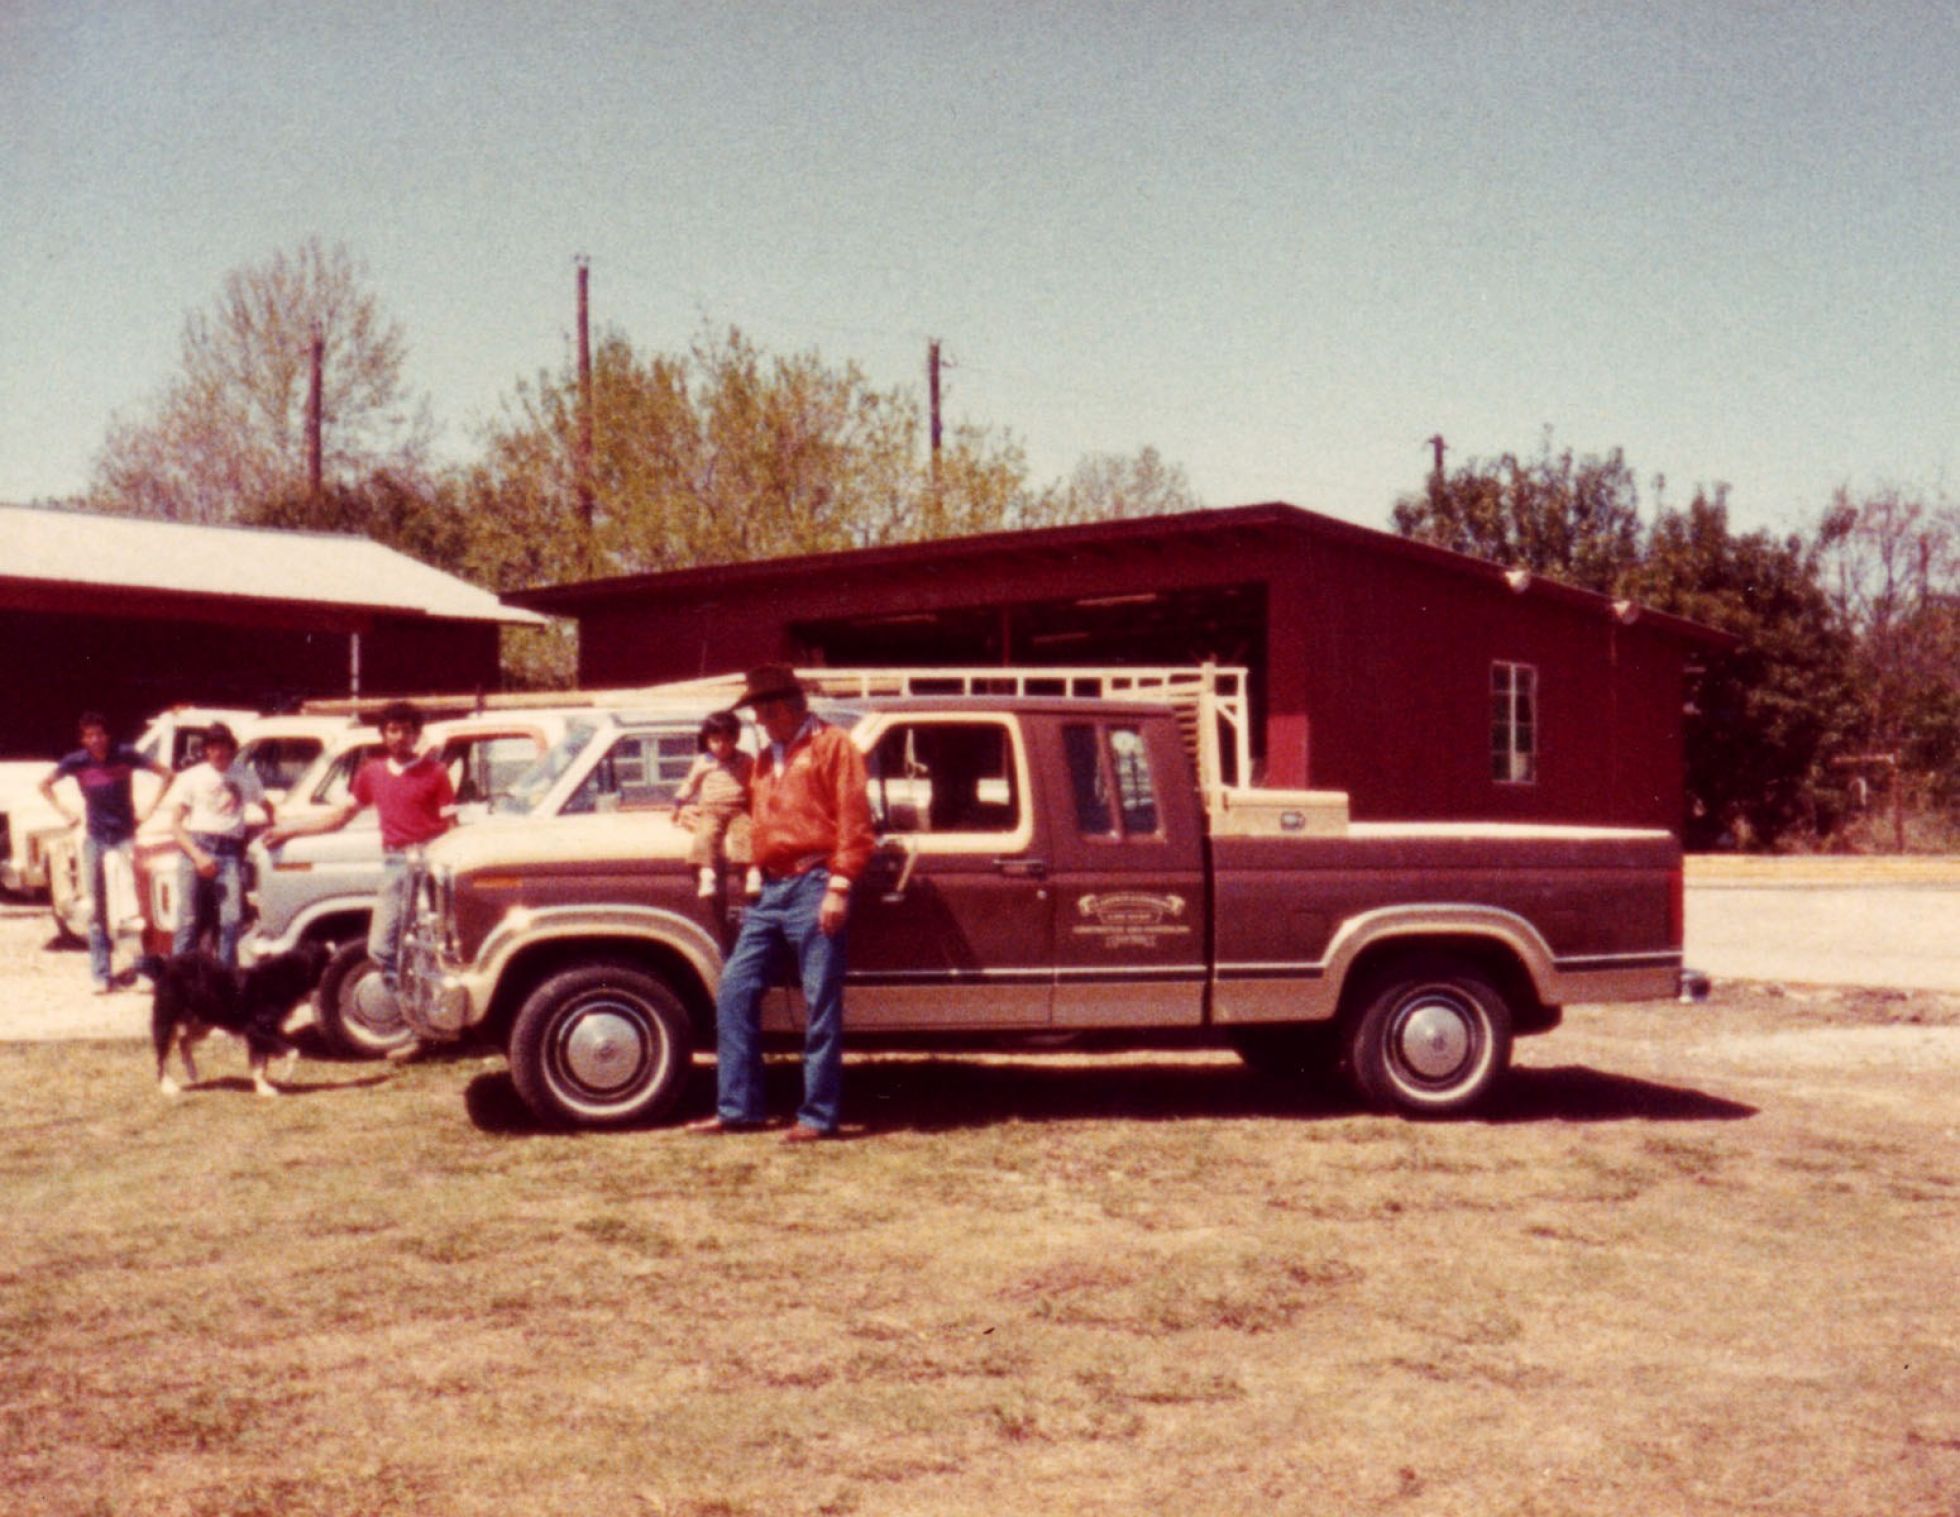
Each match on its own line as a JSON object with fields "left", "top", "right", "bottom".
{"left": 0, "top": 504, "right": 543, "bottom": 625}
{"left": 507, "top": 500, "right": 1735, "bottom": 649}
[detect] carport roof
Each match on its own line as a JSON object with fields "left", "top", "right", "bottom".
{"left": 0, "top": 504, "right": 543, "bottom": 626}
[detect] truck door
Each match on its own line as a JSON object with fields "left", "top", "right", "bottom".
{"left": 846, "top": 715, "right": 1052, "bottom": 1029}
{"left": 1043, "top": 716, "right": 1208, "bottom": 1028}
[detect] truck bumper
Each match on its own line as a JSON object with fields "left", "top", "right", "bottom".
{"left": 398, "top": 926, "right": 490, "bottom": 1043}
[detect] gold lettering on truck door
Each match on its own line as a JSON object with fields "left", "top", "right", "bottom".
{"left": 1072, "top": 892, "right": 1191, "bottom": 950}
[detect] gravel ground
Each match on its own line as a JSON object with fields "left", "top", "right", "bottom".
{"left": 0, "top": 897, "right": 154, "bottom": 1042}
{"left": 7, "top": 859, "right": 1958, "bottom": 1041}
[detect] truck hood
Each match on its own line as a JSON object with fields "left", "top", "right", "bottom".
{"left": 426, "top": 811, "right": 692, "bottom": 873}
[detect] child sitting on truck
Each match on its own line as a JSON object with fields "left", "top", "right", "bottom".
{"left": 671, "top": 710, "right": 757, "bottom": 898}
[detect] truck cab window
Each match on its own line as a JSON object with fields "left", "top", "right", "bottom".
{"left": 444, "top": 734, "right": 542, "bottom": 805}
{"left": 1062, "top": 723, "right": 1116, "bottom": 836}
{"left": 1109, "top": 725, "right": 1161, "bottom": 835}
{"left": 869, "top": 722, "right": 1019, "bottom": 834}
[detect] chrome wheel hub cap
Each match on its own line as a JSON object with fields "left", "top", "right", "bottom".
{"left": 1399, "top": 998, "right": 1472, "bottom": 1079}
{"left": 562, "top": 1009, "right": 643, "bottom": 1092}
{"left": 352, "top": 976, "right": 402, "bottom": 1032}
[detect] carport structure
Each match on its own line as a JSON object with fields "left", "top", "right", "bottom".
{"left": 0, "top": 504, "right": 542, "bottom": 757}
{"left": 512, "top": 502, "right": 1731, "bottom": 831}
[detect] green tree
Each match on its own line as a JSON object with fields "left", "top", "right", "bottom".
{"left": 1626, "top": 490, "right": 1855, "bottom": 849}
{"left": 1393, "top": 439, "right": 1858, "bottom": 848}
{"left": 1041, "top": 444, "right": 1200, "bottom": 525}
{"left": 1391, "top": 431, "right": 1643, "bottom": 593}
{"left": 1816, "top": 486, "right": 1960, "bottom": 802}
{"left": 89, "top": 239, "right": 434, "bottom": 524}
{"left": 463, "top": 325, "right": 1052, "bottom": 584}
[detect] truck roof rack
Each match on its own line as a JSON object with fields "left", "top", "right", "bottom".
{"left": 300, "top": 663, "right": 1253, "bottom": 791}
{"left": 643, "top": 663, "right": 1252, "bottom": 791}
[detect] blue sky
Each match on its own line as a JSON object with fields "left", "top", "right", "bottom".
{"left": 3, "top": 2, "right": 1953, "bottom": 538}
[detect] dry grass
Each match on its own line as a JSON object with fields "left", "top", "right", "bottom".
{"left": 2, "top": 987, "right": 1956, "bottom": 1516}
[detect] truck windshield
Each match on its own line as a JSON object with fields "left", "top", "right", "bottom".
{"left": 495, "top": 721, "right": 600, "bottom": 815}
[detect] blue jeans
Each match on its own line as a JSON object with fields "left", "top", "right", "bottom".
{"left": 368, "top": 851, "right": 416, "bottom": 988}
{"left": 80, "top": 833, "right": 134, "bottom": 986}
{"left": 713, "top": 868, "right": 849, "bottom": 1133}
{"left": 174, "top": 847, "right": 246, "bottom": 966}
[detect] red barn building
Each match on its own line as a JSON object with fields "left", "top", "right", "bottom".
{"left": 0, "top": 505, "right": 541, "bottom": 758}
{"left": 511, "top": 502, "right": 1729, "bottom": 832}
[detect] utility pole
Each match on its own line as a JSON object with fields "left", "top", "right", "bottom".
{"left": 306, "top": 323, "right": 325, "bottom": 500}
{"left": 1426, "top": 433, "right": 1446, "bottom": 499}
{"left": 928, "top": 338, "right": 943, "bottom": 489}
{"left": 575, "top": 256, "right": 595, "bottom": 531}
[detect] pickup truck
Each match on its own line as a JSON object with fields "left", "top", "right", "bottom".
{"left": 3, "top": 706, "right": 261, "bottom": 901}
{"left": 396, "top": 674, "right": 1688, "bottom": 1129}
{"left": 242, "top": 709, "right": 596, "bottom": 1055}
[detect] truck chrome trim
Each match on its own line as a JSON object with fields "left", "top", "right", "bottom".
{"left": 850, "top": 965, "right": 1208, "bottom": 986}
{"left": 1214, "top": 904, "right": 1562, "bottom": 1026}
{"left": 849, "top": 967, "right": 1052, "bottom": 986}
{"left": 1552, "top": 950, "right": 1684, "bottom": 971}
{"left": 1054, "top": 964, "right": 1208, "bottom": 980}
{"left": 477, "top": 904, "right": 722, "bottom": 988}
{"left": 1215, "top": 962, "right": 1328, "bottom": 980}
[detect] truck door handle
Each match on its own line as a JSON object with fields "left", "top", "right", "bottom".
{"left": 995, "top": 857, "right": 1048, "bottom": 880}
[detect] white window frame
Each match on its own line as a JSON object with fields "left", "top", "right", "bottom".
{"left": 1491, "top": 661, "right": 1538, "bottom": 786}
{"left": 855, "top": 713, "right": 1035, "bottom": 854}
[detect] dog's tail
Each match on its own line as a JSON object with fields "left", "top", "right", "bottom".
{"left": 133, "top": 954, "right": 167, "bottom": 986}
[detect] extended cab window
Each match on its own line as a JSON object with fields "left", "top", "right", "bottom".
{"left": 868, "top": 721, "right": 1019, "bottom": 835}
{"left": 1109, "top": 726, "right": 1161, "bottom": 834}
{"left": 1064, "top": 722, "right": 1162, "bottom": 838}
{"left": 1063, "top": 724, "right": 1116, "bottom": 836}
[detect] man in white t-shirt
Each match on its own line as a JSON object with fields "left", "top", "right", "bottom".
{"left": 163, "top": 723, "right": 270, "bottom": 966}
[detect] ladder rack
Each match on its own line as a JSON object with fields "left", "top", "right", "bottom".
{"left": 645, "top": 663, "right": 1250, "bottom": 792}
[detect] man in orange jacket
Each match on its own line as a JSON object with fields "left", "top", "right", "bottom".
{"left": 689, "top": 664, "right": 875, "bottom": 1142}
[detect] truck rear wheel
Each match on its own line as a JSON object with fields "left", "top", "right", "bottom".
{"left": 314, "top": 939, "right": 415, "bottom": 1059}
{"left": 509, "top": 964, "right": 694, "bottom": 1129}
{"left": 1346, "top": 956, "right": 1513, "bottom": 1117}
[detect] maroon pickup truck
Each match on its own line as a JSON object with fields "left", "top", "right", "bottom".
{"left": 396, "top": 694, "right": 1688, "bottom": 1129}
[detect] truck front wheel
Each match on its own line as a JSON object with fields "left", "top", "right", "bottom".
{"left": 315, "top": 940, "right": 415, "bottom": 1059}
{"left": 509, "top": 964, "right": 694, "bottom": 1129}
{"left": 1346, "top": 957, "right": 1513, "bottom": 1117}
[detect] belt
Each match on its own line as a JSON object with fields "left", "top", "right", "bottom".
{"left": 762, "top": 852, "right": 829, "bottom": 882}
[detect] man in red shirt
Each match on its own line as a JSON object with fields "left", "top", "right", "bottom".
{"left": 688, "top": 664, "right": 874, "bottom": 1142}
{"left": 262, "top": 701, "right": 454, "bottom": 1006}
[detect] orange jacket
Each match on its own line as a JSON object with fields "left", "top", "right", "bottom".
{"left": 750, "top": 718, "right": 876, "bottom": 883}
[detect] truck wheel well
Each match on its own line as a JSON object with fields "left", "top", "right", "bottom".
{"left": 1338, "top": 935, "right": 1557, "bottom": 1035}
{"left": 486, "top": 938, "right": 717, "bottom": 1045}
{"left": 300, "top": 911, "right": 370, "bottom": 951}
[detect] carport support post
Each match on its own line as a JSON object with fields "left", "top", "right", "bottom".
{"left": 350, "top": 631, "right": 362, "bottom": 698}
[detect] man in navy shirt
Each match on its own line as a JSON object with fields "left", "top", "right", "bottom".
{"left": 40, "top": 712, "right": 172, "bottom": 992}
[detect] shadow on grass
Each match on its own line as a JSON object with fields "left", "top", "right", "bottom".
{"left": 188, "top": 1072, "right": 389, "bottom": 1097}
{"left": 460, "top": 1053, "right": 1755, "bottom": 1137}
{"left": 1484, "top": 1064, "right": 1756, "bottom": 1123}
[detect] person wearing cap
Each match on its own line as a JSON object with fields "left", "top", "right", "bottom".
{"left": 688, "top": 664, "right": 875, "bottom": 1142}
{"left": 163, "top": 722, "right": 271, "bottom": 967}
{"left": 262, "top": 700, "right": 454, "bottom": 1004}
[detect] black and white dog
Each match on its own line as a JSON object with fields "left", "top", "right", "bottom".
{"left": 136, "top": 943, "right": 331, "bottom": 1098}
